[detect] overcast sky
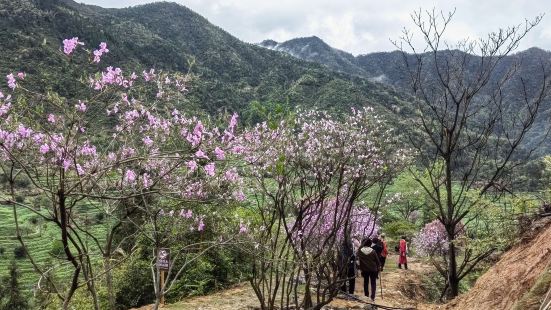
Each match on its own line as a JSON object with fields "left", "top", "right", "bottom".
{"left": 80, "top": 0, "right": 551, "bottom": 55}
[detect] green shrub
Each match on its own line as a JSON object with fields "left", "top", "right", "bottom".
{"left": 94, "top": 212, "right": 104, "bottom": 224}
{"left": 420, "top": 270, "right": 447, "bottom": 302}
{"left": 166, "top": 246, "right": 251, "bottom": 301}
{"left": 383, "top": 220, "right": 417, "bottom": 240}
{"left": 28, "top": 216, "right": 39, "bottom": 225}
{"left": 48, "top": 240, "right": 64, "bottom": 259}
{"left": 65, "top": 286, "right": 109, "bottom": 310}
{"left": 13, "top": 246, "right": 26, "bottom": 259}
{"left": 14, "top": 177, "right": 30, "bottom": 188}
{"left": 114, "top": 258, "right": 155, "bottom": 309}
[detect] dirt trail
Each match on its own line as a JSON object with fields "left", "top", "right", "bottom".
{"left": 134, "top": 218, "right": 551, "bottom": 310}
{"left": 146, "top": 254, "right": 431, "bottom": 310}
{"left": 328, "top": 254, "right": 430, "bottom": 309}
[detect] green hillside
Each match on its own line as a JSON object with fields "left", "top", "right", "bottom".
{"left": 0, "top": 0, "right": 415, "bottom": 122}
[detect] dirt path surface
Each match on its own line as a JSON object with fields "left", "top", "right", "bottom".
{"left": 139, "top": 254, "right": 432, "bottom": 310}
{"left": 329, "top": 254, "right": 431, "bottom": 310}
{"left": 126, "top": 219, "right": 551, "bottom": 310}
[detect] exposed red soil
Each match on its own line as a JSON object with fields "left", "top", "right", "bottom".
{"left": 433, "top": 217, "right": 551, "bottom": 310}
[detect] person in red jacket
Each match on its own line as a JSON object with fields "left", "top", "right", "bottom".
{"left": 380, "top": 234, "right": 388, "bottom": 271}
{"left": 398, "top": 236, "right": 408, "bottom": 270}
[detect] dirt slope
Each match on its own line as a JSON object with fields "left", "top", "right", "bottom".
{"left": 440, "top": 217, "right": 551, "bottom": 310}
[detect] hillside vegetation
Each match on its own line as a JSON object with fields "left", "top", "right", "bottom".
{"left": 0, "top": 0, "right": 414, "bottom": 122}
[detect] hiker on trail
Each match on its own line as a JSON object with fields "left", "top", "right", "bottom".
{"left": 398, "top": 236, "right": 408, "bottom": 270}
{"left": 380, "top": 234, "right": 388, "bottom": 271}
{"left": 357, "top": 238, "right": 381, "bottom": 302}
{"left": 338, "top": 238, "right": 356, "bottom": 294}
{"left": 371, "top": 237, "right": 384, "bottom": 271}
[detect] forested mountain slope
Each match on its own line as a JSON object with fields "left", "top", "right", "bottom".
{"left": 259, "top": 37, "right": 551, "bottom": 154}
{"left": 0, "top": 0, "right": 414, "bottom": 125}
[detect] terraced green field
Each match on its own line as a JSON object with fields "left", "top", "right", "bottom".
{"left": 0, "top": 196, "right": 110, "bottom": 291}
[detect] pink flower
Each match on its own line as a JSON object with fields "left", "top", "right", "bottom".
{"left": 142, "top": 173, "right": 152, "bottom": 188}
{"left": 124, "top": 169, "right": 137, "bottom": 184}
{"left": 47, "top": 114, "right": 56, "bottom": 123}
{"left": 224, "top": 168, "right": 239, "bottom": 182}
{"left": 76, "top": 164, "right": 85, "bottom": 176}
{"left": 0, "top": 102, "right": 11, "bottom": 116}
{"left": 239, "top": 221, "right": 248, "bottom": 234}
{"left": 17, "top": 72, "right": 25, "bottom": 80}
{"left": 17, "top": 124, "right": 32, "bottom": 138}
{"left": 180, "top": 209, "right": 193, "bottom": 218}
{"left": 229, "top": 113, "right": 238, "bottom": 132}
{"left": 92, "top": 42, "right": 109, "bottom": 63}
{"left": 62, "top": 159, "right": 71, "bottom": 171}
{"left": 6, "top": 74, "right": 16, "bottom": 90}
{"left": 195, "top": 149, "right": 209, "bottom": 159}
{"left": 75, "top": 100, "right": 87, "bottom": 112}
{"left": 79, "top": 143, "right": 97, "bottom": 157}
{"left": 62, "top": 37, "right": 84, "bottom": 55}
{"left": 197, "top": 218, "right": 205, "bottom": 231}
{"left": 193, "top": 121, "right": 204, "bottom": 137}
{"left": 214, "top": 147, "right": 225, "bottom": 160}
{"left": 187, "top": 160, "right": 198, "bottom": 172}
{"left": 107, "top": 152, "right": 116, "bottom": 162}
{"left": 143, "top": 136, "right": 153, "bottom": 147}
{"left": 143, "top": 69, "right": 155, "bottom": 82}
{"left": 233, "top": 190, "right": 246, "bottom": 202}
{"left": 204, "top": 162, "right": 215, "bottom": 176}
{"left": 39, "top": 144, "right": 50, "bottom": 154}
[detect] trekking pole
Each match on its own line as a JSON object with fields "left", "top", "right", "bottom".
{"left": 380, "top": 271, "right": 384, "bottom": 300}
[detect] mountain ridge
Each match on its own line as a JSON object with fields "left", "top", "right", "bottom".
{"left": 0, "top": 0, "right": 415, "bottom": 124}
{"left": 257, "top": 35, "right": 551, "bottom": 155}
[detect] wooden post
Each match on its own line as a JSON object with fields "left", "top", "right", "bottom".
{"left": 160, "top": 270, "right": 165, "bottom": 307}
{"left": 157, "top": 248, "right": 170, "bottom": 307}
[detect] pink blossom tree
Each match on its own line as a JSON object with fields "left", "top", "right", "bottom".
{"left": 0, "top": 38, "right": 245, "bottom": 309}
{"left": 413, "top": 219, "right": 468, "bottom": 299}
{"left": 239, "top": 109, "right": 409, "bottom": 309}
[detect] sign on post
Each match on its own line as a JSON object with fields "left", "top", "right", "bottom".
{"left": 157, "top": 248, "right": 170, "bottom": 270}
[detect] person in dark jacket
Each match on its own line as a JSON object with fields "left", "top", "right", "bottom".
{"left": 357, "top": 238, "right": 380, "bottom": 302}
{"left": 371, "top": 237, "right": 383, "bottom": 257}
{"left": 371, "top": 237, "right": 385, "bottom": 272}
{"left": 338, "top": 238, "right": 356, "bottom": 294}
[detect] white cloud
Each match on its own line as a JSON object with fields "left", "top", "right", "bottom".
{"left": 79, "top": 0, "right": 551, "bottom": 55}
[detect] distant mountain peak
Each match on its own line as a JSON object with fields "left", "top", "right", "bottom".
{"left": 259, "top": 39, "right": 278, "bottom": 48}
{"left": 257, "top": 36, "right": 363, "bottom": 76}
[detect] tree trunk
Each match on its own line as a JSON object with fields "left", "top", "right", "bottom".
{"left": 104, "top": 256, "right": 116, "bottom": 309}
{"left": 445, "top": 157, "right": 460, "bottom": 298}
{"left": 302, "top": 266, "right": 313, "bottom": 309}
{"left": 447, "top": 236, "right": 459, "bottom": 297}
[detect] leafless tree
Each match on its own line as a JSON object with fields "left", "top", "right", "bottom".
{"left": 393, "top": 9, "right": 551, "bottom": 297}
